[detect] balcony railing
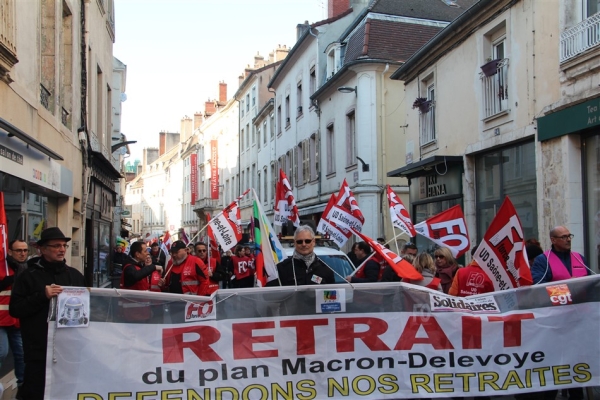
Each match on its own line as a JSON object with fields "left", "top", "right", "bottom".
{"left": 40, "top": 84, "right": 51, "bottom": 111}
{"left": 480, "top": 58, "right": 509, "bottom": 119}
{"left": 420, "top": 103, "right": 436, "bottom": 146}
{"left": 560, "top": 12, "right": 600, "bottom": 62}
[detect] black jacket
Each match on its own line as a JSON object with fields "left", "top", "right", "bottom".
{"left": 351, "top": 257, "right": 381, "bottom": 283}
{"left": 122, "top": 260, "right": 159, "bottom": 288}
{"left": 9, "top": 257, "right": 85, "bottom": 362}
{"left": 150, "top": 249, "right": 166, "bottom": 268}
{"left": 267, "top": 256, "right": 335, "bottom": 286}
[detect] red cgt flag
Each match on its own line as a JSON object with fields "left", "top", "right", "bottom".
{"left": 274, "top": 169, "right": 300, "bottom": 228}
{"left": 414, "top": 205, "right": 470, "bottom": 258}
{"left": 473, "top": 196, "right": 533, "bottom": 290}
{"left": 316, "top": 194, "right": 351, "bottom": 248}
{"left": 351, "top": 228, "right": 423, "bottom": 281}
{"left": 205, "top": 213, "right": 221, "bottom": 265}
{"left": 386, "top": 185, "right": 417, "bottom": 237}
{"left": 0, "top": 192, "right": 9, "bottom": 277}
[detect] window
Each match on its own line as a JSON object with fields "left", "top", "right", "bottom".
{"left": 241, "top": 100, "right": 244, "bottom": 117}
{"left": 270, "top": 113, "right": 275, "bottom": 139}
{"left": 310, "top": 134, "right": 318, "bottom": 181}
{"left": 585, "top": 0, "right": 600, "bottom": 18}
{"left": 251, "top": 165, "right": 256, "bottom": 196}
{"left": 60, "top": 3, "right": 73, "bottom": 128}
{"left": 252, "top": 86, "right": 256, "bottom": 106}
{"left": 41, "top": 0, "right": 56, "bottom": 113}
{"left": 96, "top": 66, "right": 103, "bottom": 144}
{"left": 241, "top": 128, "right": 245, "bottom": 151}
{"left": 252, "top": 124, "right": 256, "bottom": 146}
{"left": 257, "top": 126, "right": 261, "bottom": 149}
{"left": 0, "top": 0, "right": 17, "bottom": 79}
{"left": 297, "top": 82, "right": 303, "bottom": 117}
{"left": 246, "top": 123, "right": 250, "bottom": 148}
{"left": 346, "top": 110, "right": 356, "bottom": 167}
{"left": 309, "top": 67, "right": 316, "bottom": 95}
{"left": 277, "top": 106, "right": 282, "bottom": 134}
{"left": 481, "top": 28, "right": 508, "bottom": 118}
{"left": 296, "top": 143, "right": 304, "bottom": 184}
{"left": 257, "top": 171, "right": 261, "bottom": 201}
{"left": 420, "top": 81, "right": 436, "bottom": 145}
{"left": 263, "top": 167, "right": 268, "bottom": 203}
{"left": 286, "top": 151, "right": 293, "bottom": 186}
{"left": 263, "top": 121, "right": 267, "bottom": 145}
{"left": 327, "top": 49, "right": 336, "bottom": 79}
{"left": 326, "top": 123, "right": 335, "bottom": 175}
{"left": 475, "top": 141, "right": 537, "bottom": 243}
{"left": 271, "top": 163, "right": 276, "bottom": 206}
{"left": 285, "top": 96, "right": 290, "bottom": 127}
{"left": 246, "top": 94, "right": 250, "bottom": 112}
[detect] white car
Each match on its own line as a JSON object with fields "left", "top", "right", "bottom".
{"left": 282, "top": 244, "right": 356, "bottom": 284}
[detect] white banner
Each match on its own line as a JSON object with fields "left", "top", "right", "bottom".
{"left": 45, "top": 278, "right": 600, "bottom": 399}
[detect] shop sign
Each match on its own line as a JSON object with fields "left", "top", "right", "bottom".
{"left": 538, "top": 96, "right": 600, "bottom": 141}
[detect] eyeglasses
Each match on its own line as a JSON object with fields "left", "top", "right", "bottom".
{"left": 11, "top": 249, "right": 28, "bottom": 253}
{"left": 295, "top": 239, "right": 314, "bottom": 245}
{"left": 434, "top": 255, "right": 445, "bottom": 259}
{"left": 553, "top": 234, "right": 574, "bottom": 240}
{"left": 46, "top": 244, "right": 69, "bottom": 250}
{"left": 196, "top": 249, "right": 207, "bottom": 253}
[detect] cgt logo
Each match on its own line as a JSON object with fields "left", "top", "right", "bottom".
{"left": 546, "top": 284, "right": 573, "bottom": 306}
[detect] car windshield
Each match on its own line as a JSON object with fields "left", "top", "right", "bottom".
{"left": 319, "top": 255, "right": 355, "bottom": 283}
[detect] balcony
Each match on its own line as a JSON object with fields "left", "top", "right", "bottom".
{"left": 480, "top": 58, "right": 509, "bottom": 119}
{"left": 560, "top": 13, "right": 600, "bottom": 63}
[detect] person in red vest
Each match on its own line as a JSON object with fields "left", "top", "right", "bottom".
{"left": 449, "top": 247, "right": 494, "bottom": 297}
{"left": 159, "top": 241, "right": 211, "bottom": 295}
{"left": 230, "top": 245, "right": 255, "bottom": 288}
{"left": 119, "top": 241, "right": 162, "bottom": 321}
{"left": 194, "top": 242, "right": 226, "bottom": 293}
{"left": 1, "top": 240, "right": 27, "bottom": 397}
{"left": 346, "top": 242, "right": 381, "bottom": 283}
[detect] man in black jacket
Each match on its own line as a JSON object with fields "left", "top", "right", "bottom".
{"left": 149, "top": 242, "right": 166, "bottom": 268}
{"left": 268, "top": 225, "right": 334, "bottom": 286}
{"left": 9, "top": 227, "right": 85, "bottom": 400}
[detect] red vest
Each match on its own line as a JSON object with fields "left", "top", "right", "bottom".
{"left": 149, "top": 270, "right": 162, "bottom": 292}
{"left": 171, "top": 255, "right": 212, "bottom": 296}
{"left": 200, "top": 257, "right": 220, "bottom": 295}
{"left": 456, "top": 263, "right": 494, "bottom": 297}
{"left": 354, "top": 255, "right": 386, "bottom": 281}
{"left": 545, "top": 250, "right": 587, "bottom": 281}
{"left": 0, "top": 266, "right": 18, "bottom": 327}
{"left": 119, "top": 263, "right": 151, "bottom": 321}
{"left": 231, "top": 255, "right": 253, "bottom": 280}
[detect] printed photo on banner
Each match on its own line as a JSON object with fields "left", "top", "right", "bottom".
{"left": 57, "top": 287, "right": 90, "bottom": 328}
{"left": 184, "top": 300, "right": 217, "bottom": 322}
{"left": 316, "top": 288, "right": 346, "bottom": 313}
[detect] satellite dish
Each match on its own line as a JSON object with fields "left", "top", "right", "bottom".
{"left": 121, "top": 93, "right": 127, "bottom": 102}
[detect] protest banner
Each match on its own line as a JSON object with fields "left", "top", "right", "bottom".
{"left": 45, "top": 276, "right": 600, "bottom": 399}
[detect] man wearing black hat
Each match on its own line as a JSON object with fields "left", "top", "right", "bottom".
{"left": 9, "top": 227, "right": 85, "bottom": 400}
{"left": 158, "top": 240, "right": 211, "bottom": 296}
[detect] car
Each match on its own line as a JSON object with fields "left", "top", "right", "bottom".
{"left": 280, "top": 237, "right": 356, "bottom": 284}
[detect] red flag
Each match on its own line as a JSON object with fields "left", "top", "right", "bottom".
{"left": 274, "top": 169, "right": 300, "bottom": 227}
{"left": 254, "top": 251, "right": 266, "bottom": 287}
{"left": 351, "top": 228, "right": 423, "bottom": 280}
{"left": 0, "top": 193, "right": 9, "bottom": 277}
{"left": 324, "top": 179, "right": 365, "bottom": 232}
{"left": 386, "top": 185, "right": 417, "bottom": 237}
{"left": 160, "top": 231, "right": 172, "bottom": 258}
{"left": 205, "top": 213, "right": 221, "bottom": 265}
{"left": 414, "top": 205, "right": 470, "bottom": 258}
{"left": 316, "top": 194, "right": 351, "bottom": 247}
{"left": 473, "top": 196, "right": 533, "bottom": 290}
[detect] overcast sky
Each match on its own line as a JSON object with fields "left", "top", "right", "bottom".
{"left": 114, "top": 0, "right": 325, "bottom": 162}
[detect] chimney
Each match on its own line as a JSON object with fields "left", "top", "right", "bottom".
{"left": 205, "top": 99, "right": 216, "bottom": 117}
{"left": 275, "top": 44, "right": 289, "bottom": 62}
{"left": 159, "top": 131, "right": 166, "bottom": 156}
{"left": 328, "top": 0, "right": 350, "bottom": 18}
{"left": 194, "top": 112, "right": 203, "bottom": 130}
{"left": 297, "top": 21, "right": 310, "bottom": 41}
{"left": 238, "top": 74, "right": 245, "bottom": 86}
{"left": 254, "top": 52, "right": 265, "bottom": 68}
{"left": 219, "top": 81, "right": 227, "bottom": 103}
{"left": 180, "top": 116, "right": 193, "bottom": 142}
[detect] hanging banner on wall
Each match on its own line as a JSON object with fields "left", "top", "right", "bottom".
{"left": 190, "top": 153, "right": 197, "bottom": 205}
{"left": 210, "top": 140, "right": 219, "bottom": 199}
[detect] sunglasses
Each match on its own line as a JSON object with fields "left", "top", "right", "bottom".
{"left": 11, "top": 249, "right": 28, "bottom": 253}
{"left": 295, "top": 239, "right": 313, "bottom": 245}
{"left": 434, "top": 255, "right": 445, "bottom": 259}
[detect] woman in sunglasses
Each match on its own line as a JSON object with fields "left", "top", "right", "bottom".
{"left": 433, "top": 247, "right": 460, "bottom": 294}
{"left": 267, "top": 225, "right": 334, "bottom": 286}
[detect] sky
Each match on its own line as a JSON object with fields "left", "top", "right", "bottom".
{"left": 114, "top": 0, "right": 326, "bottom": 162}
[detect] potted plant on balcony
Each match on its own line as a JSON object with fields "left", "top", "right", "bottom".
{"left": 480, "top": 57, "right": 501, "bottom": 77}
{"left": 412, "top": 97, "right": 432, "bottom": 114}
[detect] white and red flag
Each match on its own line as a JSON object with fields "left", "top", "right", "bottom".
{"left": 351, "top": 228, "right": 423, "bottom": 281}
{"left": 205, "top": 213, "right": 221, "bottom": 265}
{"left": 207, "top": 189, "right": 250, "bottom": 252}
{"left": 473, "top": 196, "right": 533, "bottom": 291}
{"left": 324, "top": 179, "right": 365, "bottom": 232}
{"left": 0, "top": 193, "right": 9, "bottom": 278}
{"left": 386, "top": 185, "right": 416, "bottom": 237}
{"left": 159, "top": 231, "right": 172, "bottom": 266}
{"left": 316, "top": 194, "right": 351, "bottom": 248}
{"left": 274, "top": 169, "right": 300, "bottom": 228}
{"left": 414, "top": 205, "right": 470, "bottom": 258}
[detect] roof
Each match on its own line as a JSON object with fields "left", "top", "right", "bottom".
{"left": 344, "top": 19, "right": 444, "bottom": 64}
{"left": 369, "top": 0, "right": 478, "bottom": 22}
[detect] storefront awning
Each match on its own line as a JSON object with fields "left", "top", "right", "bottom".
{"left": 0, "top": 117, "right": 64, "bottom": 160}
{"left": 387, "top": 155, "right": 463, "bottom": 180}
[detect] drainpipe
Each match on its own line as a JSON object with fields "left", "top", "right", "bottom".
{"left": 380, "top": 63, "right": 389, "bottom": 239}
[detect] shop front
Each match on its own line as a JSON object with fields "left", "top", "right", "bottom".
{"left": 538, "top": 97, "right": 600, "bottom": 273}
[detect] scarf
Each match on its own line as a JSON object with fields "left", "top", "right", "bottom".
{"left": 293, "top": 251, "right": 316, "bottom": 268}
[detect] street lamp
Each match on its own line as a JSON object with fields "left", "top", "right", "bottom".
{"left": 337, "top": 86, "right": 357, "bottom": 95}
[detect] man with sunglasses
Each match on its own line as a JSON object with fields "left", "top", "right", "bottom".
{"left": 531, "top": 225, "right": 589, "bottom": 285}
{"left": 268, "top": 225, "right": 334, "bottom": 286}
{"left": 10, "top": 227, "right": 85, "bottom": 400}
{"left": 0, "top": 240, "right": 28, "bottom": 398}
{"left": 194, "top": 242, "right": 226, "bottom": 293}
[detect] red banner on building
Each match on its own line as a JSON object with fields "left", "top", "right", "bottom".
{"left": 190, "top": 154, "right": 197, "bottom": 205}
{"left": 210, "top": 140, "right": 219, "bottom": 199}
